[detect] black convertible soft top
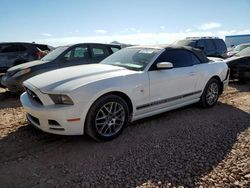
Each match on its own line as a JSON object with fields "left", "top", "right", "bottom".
{"left": 164, "top": 45, "right": 210, "bottom": 63}
{"left": 129, "top": 44, "right": 210, "bottom": 63}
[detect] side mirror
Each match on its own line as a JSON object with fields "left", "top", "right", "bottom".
{"left": 156, "top": 62, "right": 173, "bottom": 70}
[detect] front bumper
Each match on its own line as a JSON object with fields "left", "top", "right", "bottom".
{"left": 21, "top": 92, "right": 88, "bottom": 135}
{"left": 1, "top": 75, "right": 24, "bottom": 92}
{"left": 223, "top": 69, "right": 230, "bottom": 90}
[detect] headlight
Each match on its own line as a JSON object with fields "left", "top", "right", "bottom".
{"left": 12, "top": 68, "right": 31, "bottom": 78}
{"left": 49, "top": 94, "right": 74, "bottom": 105}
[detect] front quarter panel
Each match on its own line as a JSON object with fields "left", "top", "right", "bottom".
{"left": 69, "top": 72, "right": 150, "bottom": 117}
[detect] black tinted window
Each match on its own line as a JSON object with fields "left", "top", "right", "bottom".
{"left": 1, "top": 44, "right": 26, "bottom": 53}
{"left": 214, "top": 39, "right": 226, "bottom": 51}
{"left": 196, "top": 40, "right": 205, "bottom": 48}
{"left": 157, "top": 49, "right": 194, "bottom": 68}
{"left": 192, "top": 54, "right": 201, "bottom": 64}
{"left": 205, "top": 40, "right": 215, "bottom": 51}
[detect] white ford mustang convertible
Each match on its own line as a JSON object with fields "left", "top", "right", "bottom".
{"left": 21, "top": 45, "right": 229, "bottom": 141}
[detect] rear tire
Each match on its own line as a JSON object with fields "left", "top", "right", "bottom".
{"left": 85, "top": 94, "right": 129, "bottom": 142}
{"left": 200, "top": 78, "right": 220, "bottom": 108}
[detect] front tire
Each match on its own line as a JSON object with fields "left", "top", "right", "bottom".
{"left": 85, "top": 94, "right": 129, "bottom": 142}
{"left": 200, "top": 78, "right": 220, "bottom": 108}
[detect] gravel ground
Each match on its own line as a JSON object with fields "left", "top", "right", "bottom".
{"left": 0, "top": 82, "right": 249, "bottom": 188}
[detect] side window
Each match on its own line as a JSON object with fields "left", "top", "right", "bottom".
{"left": 2, "top": 44, "right": 19, "bottom": 53}
{"left": 1, "top": 45, "right": 16, "bottom": 53}
{"left": 17, "top": 45, "right": 27, "bottom": 52}
{"left": 74, "top": 47, "right": 87, "bottom": 58}
{"left": 111, "top": 47, "right": 120, "bottom": 53}
{"left": 64, "top": 46, "right": 89, "bottom": 61}
{"left": 215, "top": 39, "right": 226, "bottom": 51}
{"left": 91, "top": 46, "right": 109, "bottom": 58}
{"left": 196, "top": 40, "right": 205, "bottom": 48}
{"left": 1, "top": 44, "right": 26, "bottom": 53}
{"left": 156, "top": 50, "right": 194, "bottom": 68}
{"left": 192, "top": 54, "right": 201, "bottom": 65}
{"left": 205, "top": 40, "right": 216, "bottom": 52}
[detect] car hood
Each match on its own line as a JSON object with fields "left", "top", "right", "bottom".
{"left": 208, "top": 57, "right": 224, "bottom": 62}
{"left": 8, "top": 60, "right": 49, "bottom": 72}
{"left": 24, "top": 64, "right": 137, "bottom": 93}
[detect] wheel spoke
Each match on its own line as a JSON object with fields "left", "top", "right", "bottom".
{"left": 100, "top": 124, "right": 109, "bottom": 134}
{"left": 206, "top": 82, "right": 219, "bottom": 105}
{"left": 109, "top": 102, "right": 114, "bottom": 113}
{"left": 96, "top": 116, "right": 106, "bottom": 121}
{"left": 100, "top": 108, "right": 109, "bottom": 116}
{"left": 113, "top": 102, "right": 117, "bottom": 113}
{"left": 103, "top": 106, "right": 110, "bottom": 115}
{"left": 95, "top": 101, "right": 126, "bottom": 137}
{"left": 114, "top": 107, "right": 123, "bottom": 115}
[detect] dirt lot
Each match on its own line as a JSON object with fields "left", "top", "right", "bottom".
{"left": 0, "top": 82, "right": 249, "bottom": 188}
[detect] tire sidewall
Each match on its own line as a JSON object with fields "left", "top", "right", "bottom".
{"left": 85, "top": 95, "right": 129, "bottom": 141}
{"left": 201, "top": 78, "right": 220, "bottom": 108}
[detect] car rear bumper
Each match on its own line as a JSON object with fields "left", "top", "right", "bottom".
{"left": 20, "top": 92, "right": 86, "bottom": 135}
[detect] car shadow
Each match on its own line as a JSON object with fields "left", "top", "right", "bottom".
{"left": 0, "top": 90, "right": 22, "bottom": 109}
{"left": 0, "top": 101, "right": 249, "bottom": 187}
{"left": 229, "top": 80, "right": 250, "bottom": 92}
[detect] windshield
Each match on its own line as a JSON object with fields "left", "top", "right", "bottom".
{"left": 41, "top": 46, "right": 68, "bottom": 61}
{"left": 234, "top": 44, "right": 250, "bottom": 52}
{"left": 174, "top": 40, "right": 196, "bottom": 47}
{"left": 235, "top": 46, "right": 250, "bottom": 57}
{"left": 100, "top": 48, "right": 160, "bottom": 71}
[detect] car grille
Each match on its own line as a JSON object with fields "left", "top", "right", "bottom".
{"left": 25, "top": 87, "right": 43, "bottom": 105}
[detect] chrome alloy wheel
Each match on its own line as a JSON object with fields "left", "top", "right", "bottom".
{"left": 206, "top": 82, "right": 219, "bottom": 106}
{"left": 95, "top": 102, "right": 125, "bottom": 137}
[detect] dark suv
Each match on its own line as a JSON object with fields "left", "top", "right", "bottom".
{"left": 1, "top": 43, "right": 121, "bottom": 92}
{"left": 0, "top": 42, "right": 53, "bottom": 73}
{"left": 174, "top": 37, "right": 227, "bottom": 58}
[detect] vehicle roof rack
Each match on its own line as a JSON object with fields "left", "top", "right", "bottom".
{"left": 186, "top": 36, "right": 219, "bottom": 39}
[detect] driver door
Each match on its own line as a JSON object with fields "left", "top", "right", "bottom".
{"left": 148, "top": 49, "right": 200, "bottom": 112}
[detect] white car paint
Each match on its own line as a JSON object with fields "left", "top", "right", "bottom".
{"left": 20, "top": 46, "right": 229, "bottom": 136}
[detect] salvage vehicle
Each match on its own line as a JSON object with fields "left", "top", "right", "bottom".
{"left": 227, "top": 43, "right": 250, "bottom": 57}
{"left": 174, "top": 37, "right": 227, "bottom": 58}
{"left": 226, "top": 46, "right": 250, "bottom": 80}
{"left": 20, "top": 45, "right": 229, "bottom": 141}
{"left": 0, "top": 42, "right": 53, "bottom": 74}
{"left": 1, "top": 43, "right": 121, "bottom": 92}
